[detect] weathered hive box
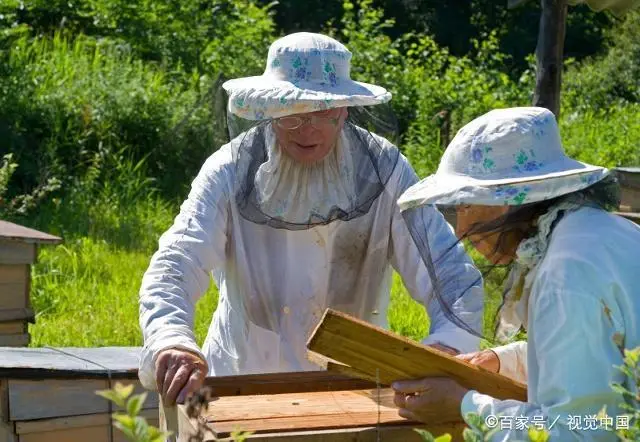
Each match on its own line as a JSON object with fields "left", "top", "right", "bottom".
{"left": 0, "top": 221, "right": 62, "bottom": 346}
{"left": 163, "top": 371, "right": 466, "bottom": 442}
{"left": 165, "top": 309, "right": 527, "bottom": 441}
{"left": 0, "top": 346, "right": 158, "bottom": 442}
{"left": 615, "top": 167, "right": 640, "bottom": 213}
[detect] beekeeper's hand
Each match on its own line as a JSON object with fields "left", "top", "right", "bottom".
{"left": 456, "top": 349, "right": 500, "bottom": 373}
{"left": 155, "top": 348, "right": 208, "bottom": 406}
{"left": 392, "top": 377, "right": 468, "bottom": 423}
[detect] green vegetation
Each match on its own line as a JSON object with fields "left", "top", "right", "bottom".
{"left": 0, "top": 3, "right": 638, "bottom": 441}
{"left": 96, "top": 382, "right": 172, "bottom": 442}
{"left": 0, "top": 0, "right": 637, "bottom": 347}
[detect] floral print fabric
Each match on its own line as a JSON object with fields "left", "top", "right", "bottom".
{"left": 223, "top": 32, "right": 391, "bottom": 120}
{"left": 397, "top": 107, "right": 609, "bottom": 211}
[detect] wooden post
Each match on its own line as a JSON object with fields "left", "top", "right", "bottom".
{"left": 533, "top": 0, "right": 569, "bottom": 117}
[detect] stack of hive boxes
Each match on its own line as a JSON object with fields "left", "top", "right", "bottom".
{"left": 0, "top": 221, "right": 61, "bottom": 347}
{"left": 0, "top": 347, "right": 158, "bottom": 442}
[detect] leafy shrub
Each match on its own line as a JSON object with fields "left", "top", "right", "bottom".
{"left": 96, "top": 382, "right": 171, "bottom": 442}
{"left": 0, "top": 153, "right": 61, "bottom": 218}
{"left": 563, "top": 10, "right": 640, "bottom": 112}
{"left": 325, "top": 0, "right": 531, "bottom": 177}
{"left": 0, "top": 32, "right": 220, "bottom": 201}
{"left": 96, "top": 382, "right": 253, "bottom": 442}
{"left": 0, "top": 0, "right": 277, "bottom": 74}
{"left": 611, "top": 347, "right": 640, "bottom": 441}
{"left": 560, "top": 103, "right": 640, "bottom": 168}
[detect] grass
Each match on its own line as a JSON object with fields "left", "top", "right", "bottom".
{"left": 0, "top": 32, "right": 220, "bottom": 206}
{"left": 27, "top": 237, "right": 427, "bottom": 347}
{"left": 560, "top": 103, "right": 640, "bottom": 168}
{"left": 29, "top": 232, "right": 504, "bottom": 348}
{"left": 30, "top": 237, "right": 219, "bottom": 347}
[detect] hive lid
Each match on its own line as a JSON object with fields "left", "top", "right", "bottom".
{"left": 0, "top": 346, "right": 142, "bottom": 379}
{"left": 615, "top": 167, "right": 640, "bottom": 173}
{"left": 0, "top": 221, "right": 62, "bottom": 244}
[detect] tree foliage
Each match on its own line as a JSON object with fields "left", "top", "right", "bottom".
{"left": 0, "top": 0, "right": 637, "bottom": 218}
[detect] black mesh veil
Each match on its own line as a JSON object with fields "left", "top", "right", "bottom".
{"left": 216, "top": 86, "right": 402, "bottom": 230}
{"left": 401, "top": 207, "right": 487, "bottom": 341}
{"left": 401, "top": 174, "right": 621, "bottom": 345}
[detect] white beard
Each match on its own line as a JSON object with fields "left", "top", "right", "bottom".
{"left": 254, "top": 125, "right": 358, "bottom": 224}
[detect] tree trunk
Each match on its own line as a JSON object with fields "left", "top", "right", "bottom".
{"left": 533, "top": 0, "right": 568, "bottom": 117}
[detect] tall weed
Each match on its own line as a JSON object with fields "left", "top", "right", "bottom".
{"left": 0, "top": 33, "right": 219, "bottom": 201}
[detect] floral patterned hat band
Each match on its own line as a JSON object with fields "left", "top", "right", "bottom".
{"left": 398, "top": 107, "right": 610, "bottom": 210}
{"left": 221, "top": 32, "right": 391, "bottom": 121}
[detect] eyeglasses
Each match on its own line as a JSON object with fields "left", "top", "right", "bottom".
{"left": 274, "top": 112, "right": 340, "bottom": 130}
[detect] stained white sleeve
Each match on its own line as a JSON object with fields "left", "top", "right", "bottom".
{"left": 138, "top": 149, "right": 231, "bottom": 391}
{"left": 461, "top": 286, "right": 626, "bottom": 441}
{"left": 390, "top": 157, "right": 484, "bottom": 354}
{"left": 492, "top": 341, "right": 528, "bottom": 384}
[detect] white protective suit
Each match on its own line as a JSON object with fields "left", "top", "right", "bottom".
{"left": 138, "top": 126, "right": 484, "bottom": 390}
{"left": 462, "top": 207, "right": 640, "bottom": 441}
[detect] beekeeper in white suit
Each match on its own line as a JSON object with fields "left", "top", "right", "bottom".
{"left": 138, "top": 32, "right": 484, "bottom": 406}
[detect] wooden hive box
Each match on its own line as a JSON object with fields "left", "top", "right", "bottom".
{"left": 615, "top": 167, "right": 640, "bottom": 213}
{"left": 0, "top": 221, "right": 62, "bottom": 347}
{"left": 163, "top": 309, "right": 527, "bottom": 442}
{"left": 162, "top": 371, "right": 467, "bottom": 442}
{"left": 0, "top": 346, "right": 158, "bottom": 442}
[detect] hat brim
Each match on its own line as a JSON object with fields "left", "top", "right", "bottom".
{"left": 222, "top": 75, "right": 391, "bottom": 120}
{"left": 398, "top": 157, "right": 611, "bottom": 211}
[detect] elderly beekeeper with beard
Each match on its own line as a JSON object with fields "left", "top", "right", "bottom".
{"left": 138, "top": 32, "right": 484, "bottom": 406}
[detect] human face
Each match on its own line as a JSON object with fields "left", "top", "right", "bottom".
{"left": 455, "top": 204, "right": 518, "bottom": 265}
{"left": 273, "top": 107, "right": 348, "bottom": 163}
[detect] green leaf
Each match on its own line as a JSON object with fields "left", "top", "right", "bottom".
{"left": 461, "top": 428, "right": 483, "bottom": 442}
{"left": 147, "top": 426, "right": 172, "bottom": 442}
{"left": 114, "top": 382, "right": 135, "bottom": 401}
{"left": 146, "top": 427, "right": 162, "bottom": 438}
{"left": 230, "top": 429, "right": 255, "bottom": 441}
{"left": 414, "top": 428, "right": 436, "bottom": 441}
{"left": 463, "top": 412, "right": 486, "bottom": 432}
{"left": 96, "top": 389, "right": 126, "bottom": 409}
{"left": 624, "top": 348, "right": 640, "bottom": 365}
{"left": 113, "top": 413, "right": 136, "bottom": 429}
{"left": 528, "top": 427, "right": 550, "bottom": 442}
{"left": 133, "top": 416, "right": 150, "bottom": 438}
{"left": 113, "top": 414, "right": 137, "bottom": 442}
{"left": 127, "top": 392, "right": 147, "bottom": 417}
{"left": 434, "top": 434, "right": 453, "bottom": 442}
{"left": 114, "top": 421, "right": 137, "bottom": 441}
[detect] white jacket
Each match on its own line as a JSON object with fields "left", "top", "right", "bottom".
{"left": 138, "top": 133, "right": 484, "bottom": 390}
{"left": 463, "top": 208, "right": 640, "bottom": 441}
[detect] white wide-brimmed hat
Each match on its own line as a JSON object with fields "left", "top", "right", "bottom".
{"left": 398, "top": 107, "right": 610, "bottom": 210}
{"left": 222, "top": 32, "right": 391, "bottom": 121}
